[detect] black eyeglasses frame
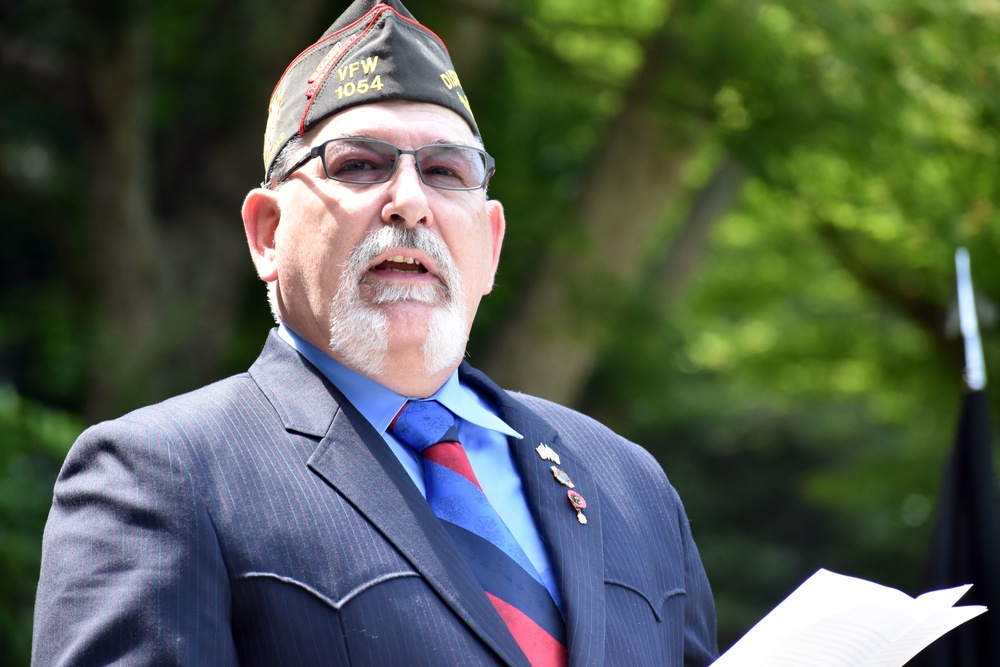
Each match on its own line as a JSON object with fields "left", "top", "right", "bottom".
{"left": 273, "top": 137, "right": 496, "bottom": 191}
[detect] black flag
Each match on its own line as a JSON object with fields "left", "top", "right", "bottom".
{"left": 912, "top": 390, "right": 1000, "bottom": 666}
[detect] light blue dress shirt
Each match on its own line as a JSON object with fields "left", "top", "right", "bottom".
{"left": 277, "top": 325, "right": 562, "bottom": 610}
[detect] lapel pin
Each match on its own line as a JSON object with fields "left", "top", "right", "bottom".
{"left": 551, "top": 466, "right": 575, "bottom": 489}
{"left": 567, "top": 490, "right": 588, "bottom": 525}
{"left": 535, "top": 443, "right": 561, "bottom": 465}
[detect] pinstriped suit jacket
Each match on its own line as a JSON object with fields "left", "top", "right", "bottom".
{"left": 33, "top": 330, "right": 717, "bottom": 666}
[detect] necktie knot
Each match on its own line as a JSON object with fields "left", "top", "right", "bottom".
{"left": 391, "top": 400, "right": 460, "bottom": 453}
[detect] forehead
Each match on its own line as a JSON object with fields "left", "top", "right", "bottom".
{"left": 308, "top": 101, "right": 479, "bottom": 148}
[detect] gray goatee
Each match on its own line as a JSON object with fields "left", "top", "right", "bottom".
{"left": 328, "top": 225, "right": 468, "bottom": 377}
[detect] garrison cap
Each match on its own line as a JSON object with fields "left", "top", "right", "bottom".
{"left": 262, "top": 0, "right": 479, "bottom": 180}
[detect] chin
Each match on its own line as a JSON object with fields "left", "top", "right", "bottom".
{"left": 391, "top": 316, "right": 469, "bottom": 377}
{"left": 329, "top": 297, "right": 470, "bottom": 380}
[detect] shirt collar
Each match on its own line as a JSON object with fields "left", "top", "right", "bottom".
{"left": 277, "top": 324, "right": 520, "bottom": 439}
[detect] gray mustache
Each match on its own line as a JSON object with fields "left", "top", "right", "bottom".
{"left": 348, "top": 226, "right": 457, "bottom": 297}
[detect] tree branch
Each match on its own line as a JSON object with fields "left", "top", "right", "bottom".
{"left": 480, "top": 3, "right": 709, "bottom": 405}
{"left": 816, "top": 220, "right": 964, "bottom": 370}
{"left": 652, "top": 155, "right": 746, "bottom": 300}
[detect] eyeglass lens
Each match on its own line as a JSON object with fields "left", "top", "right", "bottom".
{"left": 322, "top": 139, "right": 489, "bottom": 190}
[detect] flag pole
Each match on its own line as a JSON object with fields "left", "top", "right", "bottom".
{"left": 956, "top": 247, "right": 987, "bottom": 391}
{"left": 915, "top": 248, "right": 1000, "bottom": 667}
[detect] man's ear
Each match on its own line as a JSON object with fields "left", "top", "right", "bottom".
{"left": 242, "top": 188, "right": 281, "bottom": 282}
{"left": 483, "top": 199, "right": 506, "bottom": 294}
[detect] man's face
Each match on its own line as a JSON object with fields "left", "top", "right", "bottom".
{"left": 247, "top": 102, "right": 504, "bottom": 392}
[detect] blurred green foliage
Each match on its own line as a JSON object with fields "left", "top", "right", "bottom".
{"left": 0, "top": 388, "right": 80, "bottom": 662}
{"left": 2, "top": 0, "right": 999, "bottom": 663}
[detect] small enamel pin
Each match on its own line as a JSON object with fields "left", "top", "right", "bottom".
{"left": 567, "top": 490, "right": 588, "bottom": 524}
{"left": 535, "top": 443, "right": 561, "bottom": 465}
{"left": 551, "top": 466, "right": 575, "bottom": 489}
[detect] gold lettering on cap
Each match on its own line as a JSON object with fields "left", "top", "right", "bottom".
{"left": 457, "top": 91, "right": 474, "bottom": 119}
{"left": 339, "top": 56, "right": 380, "bottom": 82}
{"left": 263, "top": 79, "right": 288, "bottom": 170}
{"left": 439, "top": 69, "right": 461, "bottom": 91}
{"left": 439, "top": 69, "right": 475, "bottom": 122}
{"left": 334, "top": 74, "right": 384, "bottom": 100}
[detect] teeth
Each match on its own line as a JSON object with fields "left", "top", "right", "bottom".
{"left": 387, "top": 255, "right": 420, "bottom": 265}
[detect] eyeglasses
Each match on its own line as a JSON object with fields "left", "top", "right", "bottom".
{"left": 276, "top": 137, "right": 496, "bottom": 191}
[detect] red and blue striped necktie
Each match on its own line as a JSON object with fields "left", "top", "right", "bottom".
{"left": 391, "top": 400, "right": 567, "bottom": 667}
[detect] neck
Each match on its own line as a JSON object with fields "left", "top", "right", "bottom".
{"left": 281, "top": 309, "right": 466, "bottom": 398}
{"left": 342, "top": 348, "right": 459, "bottom": 398}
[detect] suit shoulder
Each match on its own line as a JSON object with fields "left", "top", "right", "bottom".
{"left": 508, "top": 391, "right": 661, "bottom": 469}
{"left": 112, "top": 372, "right": 266, "bottom": 430}
{"left": 70, "top": 373, "right": 274, "bottom": 462}
{"left": 508, "top": 391, "right": 610, "bottom": 434}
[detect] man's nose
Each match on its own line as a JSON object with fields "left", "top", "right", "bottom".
{"left": 382, "top": 156, "right": 431, "bottom": 228}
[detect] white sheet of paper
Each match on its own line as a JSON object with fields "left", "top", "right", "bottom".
{"left": 711, "top": 569, "right": 987, "bottom": 667}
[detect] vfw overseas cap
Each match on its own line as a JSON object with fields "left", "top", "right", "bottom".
{"left": 262, "top": 0, "right": 479, "bottom": 180}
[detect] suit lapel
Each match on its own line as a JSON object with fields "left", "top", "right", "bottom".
{"left": 309, "top": 403, "right": 530, "bottom": 666}
{"left": 250, "top": 333, "right": 528, "bottom": 667}
{"left": 461, "top": 364, "right": 607, "bottom": 667}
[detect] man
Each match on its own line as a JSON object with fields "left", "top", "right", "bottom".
{"left": 32, "top": 1, "right": 717, "bottom": 665}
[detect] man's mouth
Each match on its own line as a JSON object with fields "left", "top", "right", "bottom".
{"left": 372, "top": 255, "right": 429, "bottom": 274}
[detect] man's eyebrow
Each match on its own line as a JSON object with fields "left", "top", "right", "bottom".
{"left": 334, "top": 131, "right": 380, "bottom": 141}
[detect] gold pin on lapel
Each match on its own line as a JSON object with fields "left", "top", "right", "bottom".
{"left": 567, "top": 490, "right": 588, "bottom": 524}
{"left": 535, "top": 443, "right": 561, "bottom": 465}
{"left": 551, "top": 466, "right": 575, "bottom": 489}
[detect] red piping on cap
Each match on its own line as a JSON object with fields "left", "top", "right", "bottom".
{"left": 272, "top": 3, "right": 455, "bottom": 139}
{"left": 391, "top": 7, "right": 450, "bottom": 54}
{"left": 265, "top": 8, "right": 376, "bottom": 112}
{"left": 298, "top": 13, "right": 383, "bottom": 133}
{"left": 296, "top": 5, "right": 453, "bottom": 136}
